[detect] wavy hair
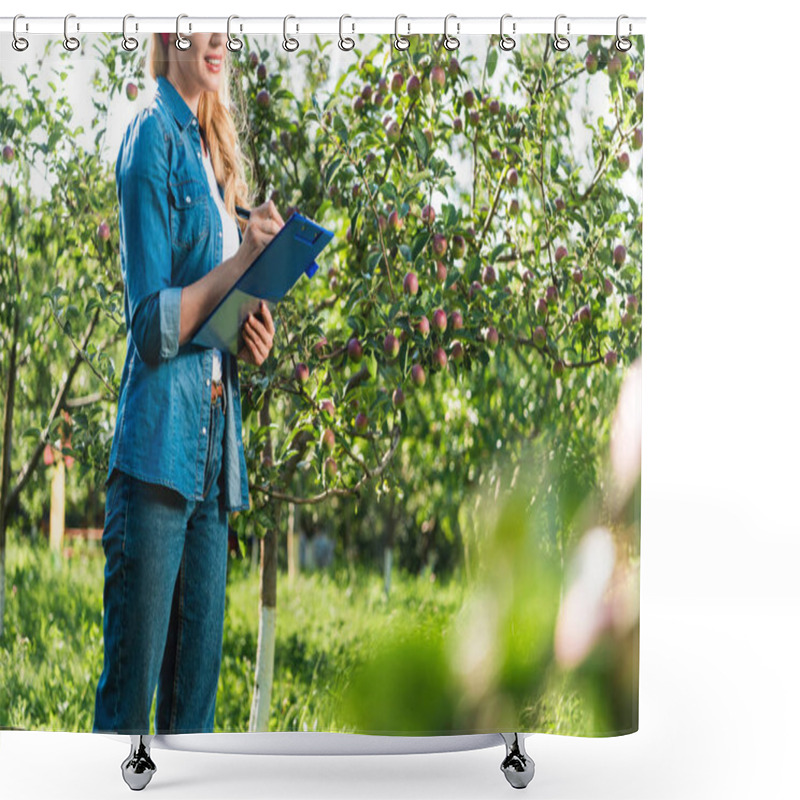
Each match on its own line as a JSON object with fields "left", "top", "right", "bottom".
{"left": 149, "top": 34, "right": 252, "bottom": 228}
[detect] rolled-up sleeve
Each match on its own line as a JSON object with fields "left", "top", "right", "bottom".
{"left": 116, "top": 111, "right": 181, "bottom": 366}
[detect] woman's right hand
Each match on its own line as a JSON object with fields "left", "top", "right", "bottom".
{"left": 240, "top": 199, "right": 285, "bottom": 263}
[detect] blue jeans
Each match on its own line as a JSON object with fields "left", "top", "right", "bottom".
{"left": 93, "top": 383, "right": 228, "bottom": 734}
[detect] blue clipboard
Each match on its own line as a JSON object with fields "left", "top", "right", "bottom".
{"left": 192, "top": 210, "right": 334, "bottom": 354}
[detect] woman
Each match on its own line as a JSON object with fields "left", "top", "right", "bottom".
{"left": 93, "top": 31, "right": 283, "bottom": 736}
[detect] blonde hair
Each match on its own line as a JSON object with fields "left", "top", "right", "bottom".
{"left": 150, "top": 34, "right": 252, "bottom": 227}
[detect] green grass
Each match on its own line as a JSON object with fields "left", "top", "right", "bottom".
{"left": 0, "top": 537, "right": 467, "bottom": 733}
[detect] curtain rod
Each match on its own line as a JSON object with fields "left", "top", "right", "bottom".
{"left": 0, "top": 16, "right": 646, "bottom": 38}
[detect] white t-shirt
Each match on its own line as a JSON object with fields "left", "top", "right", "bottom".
{"left": 201, "top": 144, "right": 240, "bottom": 382}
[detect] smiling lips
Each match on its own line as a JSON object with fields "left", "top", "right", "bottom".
{"left": 204, "top": 55, "right": 223, "bottom": 73}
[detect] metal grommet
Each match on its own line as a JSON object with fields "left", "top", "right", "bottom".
{"left": 339, "top": 14, "right": 355, "bottom": 51}
{"left": 282, "top": 15, "right": 299, "bottom": 52}
{"left": 175, "top": 13, "right": 191, "bottom": 50}
{"left": 443, "top": 13, "right": 460, "bottom": 51}
{"left": 553, "top": 14, "right": 570, "bottom": 52}
{"left": 227, "top": 15, "right": 243, "bottom": 52}
{"left": 12, "top": 14, "right": 29, "bottom": 52}
{"left": 499, "top": 13, "right": 516, "bottom": 51}
{"left": 63, "top": 14, "right": 80, "bottom": 52}
{"left": 394, "top": 14, "right": 410, "bottom": 51}
{"left": 121, "top": 15, "right": 139, "bottom": 51}
{"left": 615, "top": 14, "right": 632, "bottom": 52}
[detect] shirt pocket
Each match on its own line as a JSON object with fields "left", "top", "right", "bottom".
{"left": 169, "top": 177, "right": 210, "bottom": 251}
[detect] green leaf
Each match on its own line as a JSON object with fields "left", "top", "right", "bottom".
{"left": 487, "top": 48, "right": 499, "bottom": 78}
{"left": 411, "top": 126, "right": 429, "bottom": 162}
{"left": 411, "top": 230, "right": 429, "bottom": 262}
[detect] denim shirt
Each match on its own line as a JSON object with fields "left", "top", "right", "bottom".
{"left": 105, "top": 74, "right": 250, "bottom": 513}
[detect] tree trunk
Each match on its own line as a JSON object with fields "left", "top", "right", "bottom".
{"left": 0, "top": 305, "right": 19, "bottom": 640}
{"left": 49, "top": 456, "right": 65, "bottom": 553}
{"left": 287, "top": 502, "right": 298, "bottom": 587}
{"left": 249, "top": 395, "right": 278, "bottom": 732}
{"left": 248, "top": 526, "right": 278, "bottom": 732}
{"left": 383, "top": 498, "right": 396, "bottom": 601}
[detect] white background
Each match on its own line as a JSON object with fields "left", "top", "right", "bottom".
{"left": 2, "top": 1, "right": 799, "bottom": 798}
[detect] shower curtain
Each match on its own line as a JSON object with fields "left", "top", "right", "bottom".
{"left": 0, "top": 26, "right": 643, "bottom": 739}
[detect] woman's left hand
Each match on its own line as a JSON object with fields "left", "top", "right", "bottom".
{"left": 237, "top": 300, "right": 275, "bottom": 366}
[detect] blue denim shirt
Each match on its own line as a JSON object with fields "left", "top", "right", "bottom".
{"left": 106, "top": 74, "right": 250, "bottom": 513}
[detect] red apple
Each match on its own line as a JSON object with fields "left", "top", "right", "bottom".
{"left": 453, "top": 117, "right": 463, "bottom": 133}
{"left": 256, "top": 90, "right": 270, "bottom": 108}
{"left": 483, "top": 265, "right": 497, "bottom": 285}
{"left": 578, "top": 305, "right": 592, "bottom": 325}
{"left": 355, "top": 412, "right": 368, "bottom": 432}
{"left": 433, "top": 309, "right": 447, "bottom": 334}
{"left": 407, "top": 75, "right": 421, "bottom": 98}
{"left": 421, "top": 204, "right": 436, "bottom": 225}
{"left": 603, "top": 277, "right": 614, "bottom": 296}
{"left": 536, "top": 297, "right": 549, "bottom": 316}
{"left": 294, "top": 362, "right": 310, "bottom": 383}
{"left": 324, "top": 456, "right": 338, "bottom": 479}
{"left": 361, "top": 84, "right": 373, "bottom": 103}
{"left": 448, "top": 57, "right": 460, "bottom": 76}
{"left": 322, "top": 428, "right": 335, "bottom": 452}
{"left": 411, "top": 364, "right": 426, "bottom": 386}
{"left": 248, "top": 51, "right": 259, "bottom": 68}
{"left": 632, "top": 128, "right": 643, "bottom": 150}
{"left": 572, "top": 268, "right": 583, "bottom": 285}
{"left": 320, "top": 398, "right": 335, "bottom": 417}
{"left": 587, "top": 35, "right": 602, "bottom": 52}
{"left": 463, "top": 89, "right": 475, "bottom": 108}
{"left": 449, "top": 311, "right": 464, "bottom": 330}
{"left": 509, "top": 198, "right": 520, "bottom": 216}
{"left": 486, "top": 327, "right": 500, "bottom": 348}
{"left": 385, "top": 120, "right": 401, "bottom": 142}
{"left": 627, "top": 293, "right": 639, "bottom": 313}
{"left": 546, "top": 285, "right": 559, "bottom": 306}
{"left": 353, "top": 96, "right": 364, "bottom": 113}
{"left": 391, "top": 72, "right": 404, "bottom": 94}
{"left": 469, "top": 110, "right": 480, "bottom": 126}
{"left": 614, "top": 244, "right": 627, "bottom": 265}
{"left": 125, "top": 82, "right": 138, "bottom": 101}
{"left": 257, "top": 63, "right": 267, "bottom": 82}
{"left": 585, "top": 53, "right": 599, "bottom": 74}
{"left": 392, "top": 387, "right": 406, "bottom": 408}
{"left": 2, "top": 145, "right": 14, "bottom": 163}
{"left": 604, "top": 350, "right": 618, "bottom": 369}
{"left": 607, "top": 55, "right": 622, "bottom": 77}
{"left": 555, "top": 245, "right": 568, "bottom": 263}
{"left": 618, "top": 152, "right": 630, "bottom": 171}
{"left": 431, "top": 65, "right": 446, "bottom": 89}
{"left": 383, "top": 333, "right": 400, "bottom": 358}
{"left": 403, "top": 271, "right": 419, "bottom": 295}
{"left": 415, "top": 315, "right": 430, "bottom": 338}
{"left": 432, "top": 347, "right": 448, "bottom": 370}
{"left": 552, "top": 359, "right": 565, "bottom": 377}
{"left": 436, "top": 261, "right": 448, "bottom": 283}
{"left": 451, "top": 235, "right": 465, "bottom": 259}
{"left": 97, "top": 222, "right": 111, "bottom": 242}
{"left": 451, "top": 341, "right": 464, "bottom": 361}
{"left": 468, "top": 280, "right": 482, "bottom": 300}
{"left": 432, "top": 233, "right": 448, "bottom": 258}
{"left": 489, "top": 99, "right": 500, "bottom": 115}
{"left": 389, "top": 209, "right": 403, "bottom": 232}
{"left": 508, "top": 168, "right": 519, "bottom": 187}
{"left": 533, "top": 325, "right": 546, "bottom": 348}
{"left": 347, "top": 337, "right": 363, "bottom": 363}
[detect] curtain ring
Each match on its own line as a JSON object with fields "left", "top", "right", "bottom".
{"left": 175, "top": 14, "right": 191, "bottom": 50}
{"left": 615, "top": 15, "right": 632, "bottom": 52}
{"left": 227, "top": 15, "right": 243, "bottom": 52}
{"left": 499, "top": 13, "right": 516, "bottom": 51}
{"left": 63, "top": 13, "right": 80, "bottom": 51}
{"left": 442, "top": 14, "right": 460, "bottom": 51}
{"left": 339, "top": 15, "right": 355, "bottom": 51}
{"left": 283, "top": 15, "right": 299, "bottom": 52}
{"left": 553, "top": 14, "right": 570, "bottom": 52}
{"left": 394, "top": 14, "right": 410, "bottom": 51}
{"left": 121, "top": 15, "right": 139, "bottom": 51}
{"left": 12, "top": 14, "right": 29, "bottom": 52}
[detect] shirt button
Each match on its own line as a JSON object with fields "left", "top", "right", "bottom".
{"left": 202, "top": 426, "right": 207, "bottom": 435}
{"left": 218, "top": 231, "right": 223, "bottom": 238}
{"left": 206, "top": 379, "right": 211, "bottom": 386}
{"left": 185, "top": 195, "right": 191, "bottom": 204}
